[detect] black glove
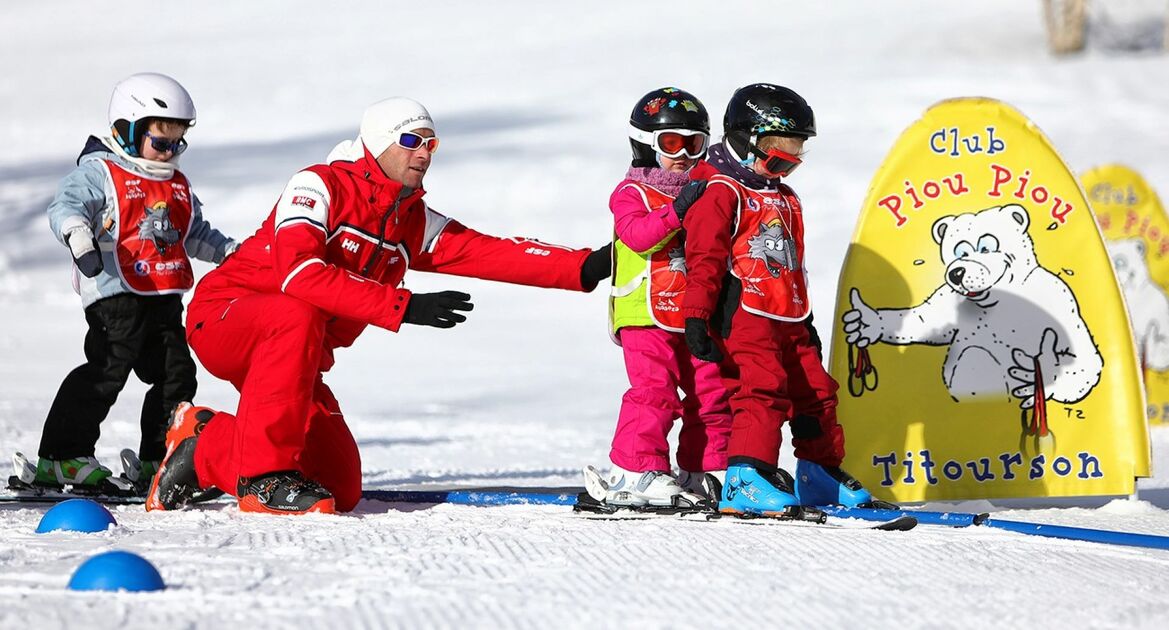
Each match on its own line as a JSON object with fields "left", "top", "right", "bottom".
{"left": 64, "top": 225, "right": 103, "bottom": 278}
{"left": 805, "top": 312, "right": 823, "bottom": 359}
{"left": 580, "top": 242, "right": 612, "bottom": 291}
{"left": 671, "top": 180, "right": 707, "bottom": 222}
{"left": 685, "top": 317, "right": 724, "bottom": 363}
{"left": 403, "top": 291, "right": 473, "bottom": 328}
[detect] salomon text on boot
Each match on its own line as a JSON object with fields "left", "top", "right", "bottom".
{"left": 237, "top": 471, "right": 335, "bottom": 515}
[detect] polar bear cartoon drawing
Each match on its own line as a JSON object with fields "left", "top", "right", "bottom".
{"left": 1108, "top": 238, "right": 1169, "bottom": 371}
{"left": 842, "top": 204, "right": 1103, "bottom": 413}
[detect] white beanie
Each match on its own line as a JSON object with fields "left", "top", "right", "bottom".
{"left": 360, "top": 97, "right": 435, "bottom": 157}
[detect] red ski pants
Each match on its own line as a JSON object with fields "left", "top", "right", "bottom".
{"left": 185, "top": 293, "right": 362, "bottom": 512}
{"left": 716, "top": 307, "right": 845, "bottom": 468}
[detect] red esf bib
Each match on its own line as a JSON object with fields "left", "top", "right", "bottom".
{"left": 616, "top": 181, "right": 688, "bottom": 332}
{"left": 102, "top": 160, "right": 195, "bottom": 294}
{"left": 711, "top": 174, "right": 811, "bottom": 321}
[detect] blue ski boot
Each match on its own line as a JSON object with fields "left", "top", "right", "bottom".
{"left": 794, "top": 460, "right": 873, "bottom": 507}
{"left": 719, "top": 462, "right": 799, "bottom": 515}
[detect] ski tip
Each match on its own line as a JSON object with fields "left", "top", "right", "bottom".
{"left": 875, "top": 515, "right": 918, "bottom": 531}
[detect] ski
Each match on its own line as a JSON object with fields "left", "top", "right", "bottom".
{"left": 4, "top": 451, "right": 140, "bottom": 504}
{"left": 571, "top": 491, "right": 712, "bottom": 518}
{"left": 706, "top": 509, "right": 918, "bottom": 531}
{"left": 572, "top": 492, "right": 915, "bottom": 529}
{"left": 818, "top": 505, "right": 989, "bottom": 527}
{"left": 3, "top": 451, "right": 225, "bottom": 506}
{"left": 2, "top": 477, "right": 146, "bottom": 505}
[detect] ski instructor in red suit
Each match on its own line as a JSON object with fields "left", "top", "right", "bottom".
{"left": 147, "top": 98, "right": 612, "bottom": 515}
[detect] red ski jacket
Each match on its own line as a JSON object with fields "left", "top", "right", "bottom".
{"left": 191, "top": 148, "right": 592, "bottom": 350}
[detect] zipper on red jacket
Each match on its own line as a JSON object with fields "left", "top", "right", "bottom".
{"left": 360, "top": 187, "right": 413, "bottom": 277}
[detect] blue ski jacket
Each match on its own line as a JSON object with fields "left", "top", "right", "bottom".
{"left": 45, "top": 135, "right": 236, "bottom": 308}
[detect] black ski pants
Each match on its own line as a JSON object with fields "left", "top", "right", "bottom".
{"left": 39, "top": 293, "right": 196, "bottom": 462}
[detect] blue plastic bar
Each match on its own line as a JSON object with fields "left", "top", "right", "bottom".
{"left": 822, "top": 506, "right": 1169, "bottom": 551}
{"left": 983, "top": 518, "right": 1169, "bottom": 551}
{"left": 362, "top": 489, "right": 578, "bottom": 506}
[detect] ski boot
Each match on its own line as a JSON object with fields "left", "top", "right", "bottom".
{"left": 34, "top": 456, "right": 114, "bottom": 489}
{"left": 164, "top": 402, "right": 216, "bottom": 453}
{"left": 580, "top": 464, "right": 710, "bottom": 514}
{"left": 119, "top": 449, "right": 159, "bottom": 494}
{"left": 146, "top": 402, "right": 217, "bottom": 511}
{"left": 237, "top": 471, "right": 335, "bottom": 515}
{"left": 678, "top": 468, "right": 725, "bottom": 503}
{"left": 793, "top": 460, "right": 876, "bottom": 508}
{"left": 31, "top": 455, "right": 135, "bottom": 497}
{"left": 719, "top": 462, "right": 800, "bottom": 516}
{"left": 583, "top": 465, "right": 697, "bottom": 507}
{"left": 9, "top": 452, "right": 134, "bottom": 500}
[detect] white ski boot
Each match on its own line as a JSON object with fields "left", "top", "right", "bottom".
{"left": 582, "top": 464, "right": 706, "bottom": 509}
{"left": 678, "top": 469, "right": 725, "bottom": 502}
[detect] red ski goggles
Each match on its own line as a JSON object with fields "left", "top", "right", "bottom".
{"left": 396, "top": 131, "right": 440, "bottom": 153}
{"left": 630, "top": 127, "right": 709, "bottom": 159}
{"left": 654, "top": 130, "right": 707, "bottom": 158}
{"left": 749, "top": 144, "right": 802, "bottom": 177}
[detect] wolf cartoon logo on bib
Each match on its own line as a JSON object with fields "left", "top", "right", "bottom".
{"left": 1083, "top": 164, "right": 1169, "bottom": 426}
{"left": 830, "top": 98, "right": 1149, "bottom": 502}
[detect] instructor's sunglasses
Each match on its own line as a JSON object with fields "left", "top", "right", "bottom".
{"left": 749, "top": 144, "right": 802, "bottom": 177}
{"left": 396, "top": 131, "right": 440, "bottom": 153}
{"left": 143, "top": 131, "right": 188, "bottom": 155}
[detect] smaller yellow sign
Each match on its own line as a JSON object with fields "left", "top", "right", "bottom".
{"left": 1084, "top": 164, "right": 1169, "bottom": 425}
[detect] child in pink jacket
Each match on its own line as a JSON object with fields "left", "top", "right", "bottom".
{"left": 583, "top": 88, "right": 731, "bottom": 509}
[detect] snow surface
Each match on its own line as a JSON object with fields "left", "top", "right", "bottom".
{"left": 2, "top": 1, "right": 1169, "bottom": 627}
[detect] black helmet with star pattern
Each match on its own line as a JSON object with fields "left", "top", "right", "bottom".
{"left": 723, "top": 83, "right": 815, "bottom": 160}
{"left": 628, "top": 87, "right": 710, "bottom": 167}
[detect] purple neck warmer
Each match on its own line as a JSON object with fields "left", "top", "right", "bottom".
{"left": 624, "top": 166, "right": 691, "bottom": 197}
{"left": 706, "top": 142, "right": 783, "bottom": 190}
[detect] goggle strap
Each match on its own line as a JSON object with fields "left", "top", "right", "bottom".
{"left": 125, "top": 120, "right": 139, "bottom": 157}
{"left": 628, "top": 124, "right": 655, "bottom": 146}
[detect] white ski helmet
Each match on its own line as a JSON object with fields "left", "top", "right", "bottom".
{"left": 359, "top": 97, "right": 435, "bottom": 158}
{"left": 108, "top": 72, "right": 196, "bottom": 156}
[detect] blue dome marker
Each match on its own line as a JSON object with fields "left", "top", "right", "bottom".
{"left": 67, "top": 551, "right": 166, "bottom": 592}
{"left": 35, "top": 499, "right": 117, "bottom": 533}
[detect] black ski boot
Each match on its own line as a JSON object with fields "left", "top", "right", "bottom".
{"left": 145, "top": 438, "right": 201, "bottom": 511}
{"left": 237, "top": 471, "right": 335, "bottom": 515}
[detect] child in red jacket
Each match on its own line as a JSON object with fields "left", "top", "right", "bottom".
{"left": 681, "top": 84, "right": 875, "bottom": 515}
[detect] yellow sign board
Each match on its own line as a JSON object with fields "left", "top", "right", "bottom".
{"left": 830, "top": 98, "right": 1150, "bottom": 502}
{"left": 1084, "top": 164, "right": 1169, "bottom": 426}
